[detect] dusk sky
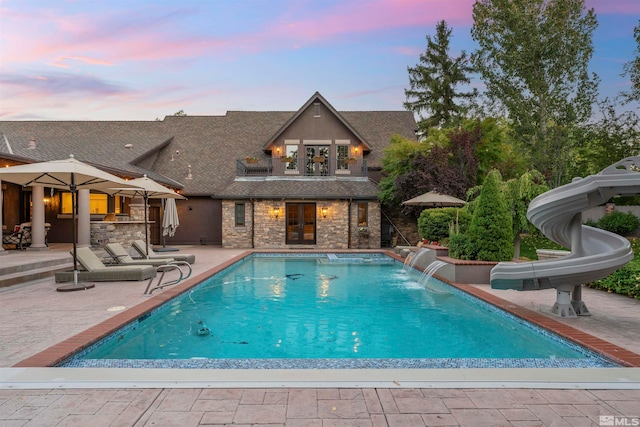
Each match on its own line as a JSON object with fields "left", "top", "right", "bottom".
{"left": 1, "top": 0, "right": 638, "bottom": 121}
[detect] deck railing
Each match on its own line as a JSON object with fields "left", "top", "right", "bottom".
{"left": 236, "top": 158, "right": 368, "bottom": 177}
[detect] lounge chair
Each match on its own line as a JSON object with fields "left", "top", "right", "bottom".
{"left": 104, "top": 243, "right": 177, "bottom": 267}
{"left": 54, "top": 247, "right": 157, "bottom": 283}
{"left": 132, "top": 239, "right": 196, "bottom": 264}
{"left": 105, "top": 242, "right": 193, "bottom": 280}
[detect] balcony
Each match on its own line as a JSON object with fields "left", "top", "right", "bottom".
{"left": 236, "top": 157, "right": 368, "bottom": 178}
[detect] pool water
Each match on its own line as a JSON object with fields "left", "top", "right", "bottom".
{"left": 63, "top": 254, "right": 617, "bottom": 368}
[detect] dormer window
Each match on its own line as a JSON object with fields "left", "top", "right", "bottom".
{"left": 313, "top": 102, "right": 320, "bottom": 118}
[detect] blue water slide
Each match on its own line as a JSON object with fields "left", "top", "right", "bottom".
{"left": 490, "top": 157, "right": 640, "bottom": 317}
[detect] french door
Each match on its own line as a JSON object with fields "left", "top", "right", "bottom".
{"left": 286, "top": 203, "right": 316, "bottom": 244}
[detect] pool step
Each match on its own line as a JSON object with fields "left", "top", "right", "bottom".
{"left": 0, "top": 258, "right": 74, "bottom": 288}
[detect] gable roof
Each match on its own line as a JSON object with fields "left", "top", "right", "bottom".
{"left": 261, "top": 92, "right": 372, "bottom": 152}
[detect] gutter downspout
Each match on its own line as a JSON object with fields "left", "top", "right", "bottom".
{"left": 348, "top": 198, "right": 352, "bottom": 249}
{"left": 250, "top": 198, "right": 255, "bottom": 248}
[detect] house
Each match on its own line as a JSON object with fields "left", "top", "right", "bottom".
{"left": 0, "top": 92, "right": 417, "bottom": 249}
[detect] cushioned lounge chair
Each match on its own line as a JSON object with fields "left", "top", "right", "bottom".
{"left": 54, "top": 247, "right": 157, "bottom": 283}
{"left": 132, "top": 239, "right": 196, "bottom": 264}
{"left": 104, "top": 243, "right": 177, "bottom": 267}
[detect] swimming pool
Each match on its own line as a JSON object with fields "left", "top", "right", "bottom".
{"left": 60, "top": 253, "right": 618, "bottom": 369}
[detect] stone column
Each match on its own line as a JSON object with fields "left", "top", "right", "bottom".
{"left": 0, "top": 180, "right": 5, "bottom": 255}
{"left": 77, "top": 189, "right": 91, "bottom": 247}
{"left": 28, "top": 185, "right": 48, "bottom": 250}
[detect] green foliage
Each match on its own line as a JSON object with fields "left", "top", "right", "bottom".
{"left": 621, "top": 20, "right": 640, "bottom": 104}
{"left": 519, "top": 233, "right": 566, "bottom": 260}
{"left": 404, "top": 20, "right": 476, "bottom": 130}
{"left": 468, "top": 169, "right": 514, "bottom": 261}
{"left": 471, "top": 0, "right": 599, "bottom": 187}
{"left": 589, "top": 237, "right": 640, "bottom": 299}
{"left": 595, "top": 211, "right": 640, "bottom": 236}
{"left": 378, "top": 135, "right": 425, "bottom": 205}
{"left": 448, "top": 232, "right": 476, "bottom": 260}
{"left": 417, "top": 208, "right": 471, "bottom": 242}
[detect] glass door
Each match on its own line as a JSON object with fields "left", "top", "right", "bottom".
{"left": 286, "top": 203, "right": 316, "bottom": 244}
{"left": 305, "top": 146, "right": 329, "bottom": 176}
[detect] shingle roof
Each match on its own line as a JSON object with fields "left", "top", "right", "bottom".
{"left": 0, "top": 121, "right": 182, "bottom": 188}
{"left": 0, "top": 95, "right": 417, "bottom": 199}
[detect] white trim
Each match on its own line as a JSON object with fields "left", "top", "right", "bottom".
{"left": 335, "top": 139, "right": 350, "bottom": 145}
{"left": 303, "top": 140, "right": 331, "bottom": 145}
{"left": 284, "top": 139, "right": 300, "bottom": 145}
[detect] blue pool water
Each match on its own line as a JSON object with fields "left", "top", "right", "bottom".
{"left": 62, "top": 254, "right": 617, "bottom": 368}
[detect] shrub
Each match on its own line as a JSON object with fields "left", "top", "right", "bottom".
{"left": 589, "top": 259, "right": 640, "bottom": 299}
{"left": 448, "top": 232, "right": 476, "bottom": 260}
{"left": 417, "top": 207, "right": 471, "bottom": 243}
{"left": 596, "top": 211, "right": 640, "bottom": 236}
{"left": 468, "top": 169, "right": 514, "bottom": 261}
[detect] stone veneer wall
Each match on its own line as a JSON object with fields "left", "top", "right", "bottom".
{"left": 222, "top": 200, "right": 254, "bottom": 248}
{"left": 90, "top": 222, "right": 147, "bottom": 247}
{"left": 221, "top": 199, "right": 381, "bottom": 249}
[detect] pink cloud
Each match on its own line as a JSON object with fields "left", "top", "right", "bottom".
{"left": 586, "top": 0, "right": 640, "bottom": 14}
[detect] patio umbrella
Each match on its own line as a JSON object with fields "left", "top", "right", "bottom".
{"left": 107, "top": 175, "right": 185, "bottom": 259}
{"left": 0, "top": 155, "right": 140, "bottom": 291}
{"left": 154, "top": 197, "right": 181, "bottom": 253}
{"left": 402, "top": 191, "right": 466, "bottom": 208}
{"left": 162, "top": 198, "right": 180, "bottom": 238}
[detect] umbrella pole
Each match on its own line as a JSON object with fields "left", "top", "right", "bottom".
{"left": 144, "top": 194, "right": 149, "bottom": 259}
{"left": 57, "top": 179, "right": 94, "bottom": 292}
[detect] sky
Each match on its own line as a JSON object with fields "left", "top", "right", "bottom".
{"left": 0, "top": 0, "right": 638, "bottom": 121}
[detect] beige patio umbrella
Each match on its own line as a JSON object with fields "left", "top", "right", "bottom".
{"left": 0, "top": 155, "right": 140, "bottom": 291}
{"left": 402, "top": 191, "right": 466, "bottom": 208}
{"left": 106, "top": 175, "right": 185, "bottom": 259}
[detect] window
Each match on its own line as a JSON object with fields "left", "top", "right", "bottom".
{"left": 285, "top": 145, "right": 298, "bottom": 170}
{"left": 60, "top": 192, "right": 109, "bottom": 214}
{"left": 357, "top": 203, "right": 368, "bottom": 227}
{"left": 336, "top": 145, "right": 349, "bottom": 170}
{"left": 235, "top": 203, "right": 245, "bottom": 227}
{"left": 114, "top": 196, "right": 123, "bottom": 214}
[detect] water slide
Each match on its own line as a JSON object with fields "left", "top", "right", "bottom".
{"left": 490, "top": 157, "right": 640, "bottom": 317}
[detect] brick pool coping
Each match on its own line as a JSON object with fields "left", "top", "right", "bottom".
{"left": 14, "top": 250, "right": 640, "bottom": 368}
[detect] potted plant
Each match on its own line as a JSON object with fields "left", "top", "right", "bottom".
{"left": 345, "top": 157, "right": 357, "bottom": 164}
{"left": 312, "top": 155, "right": 325, "bottom": 163}
{"left": 280, "top": 155, "right": 293, "bottom": 162}
{"left": 245, "top": 156, "right": 259, "bottom": 164}
{"left": 358, "top": 226, "right": 369, "bottom": 236}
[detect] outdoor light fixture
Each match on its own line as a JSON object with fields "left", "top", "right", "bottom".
{"left": 354, "top": 147, "right": 359, "bottom": 154}
{"left": 321, "top": 206, "right": 328, "bottom": 218}
{"left": 27, "top": 138, "right": 36, "bottom": 149}
{"left": 186, "top": 164, "right": 193, "bottom": 180}
{"left": 274, "top": 207, "right": 280, "bottom": 219}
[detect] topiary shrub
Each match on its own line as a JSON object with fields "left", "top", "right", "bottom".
{"left": 417, "top": 207, "right": 471, "bottom": 243}
{"left": 596, "top": 211, "right": 640, "bottom": 236}
{"left": 468, "top": 169, "right": 514, "bottom": 261}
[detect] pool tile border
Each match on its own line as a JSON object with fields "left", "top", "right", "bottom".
{"left": 14, "top": 250, "right": 640, "bottom": 368}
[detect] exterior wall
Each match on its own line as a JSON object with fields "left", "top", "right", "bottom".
{"left": 90, "top": 221, "right": 146, "bottom": 247}
{"left": 350, "top": 201, "right": 381, "bottom": 249}
{"left": 222, "top": 200, "right": 254, "bottom": 248}
{"left": 221, "top": 199, "right": 381, "bottom": 249}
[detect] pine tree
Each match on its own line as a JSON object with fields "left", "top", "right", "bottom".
{"left": 404, "top": 20, "right": 476, "bottom": 132}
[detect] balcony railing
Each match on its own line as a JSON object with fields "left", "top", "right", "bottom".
{"left": 237, "top": 158, "right": 368, "bottom": 177}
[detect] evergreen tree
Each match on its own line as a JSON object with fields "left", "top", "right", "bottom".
{"left": 468, "top": 169, "right": 514, "bottom": 261}
{"left": 404, "top": 20, "right": 476, "bottom": 132}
